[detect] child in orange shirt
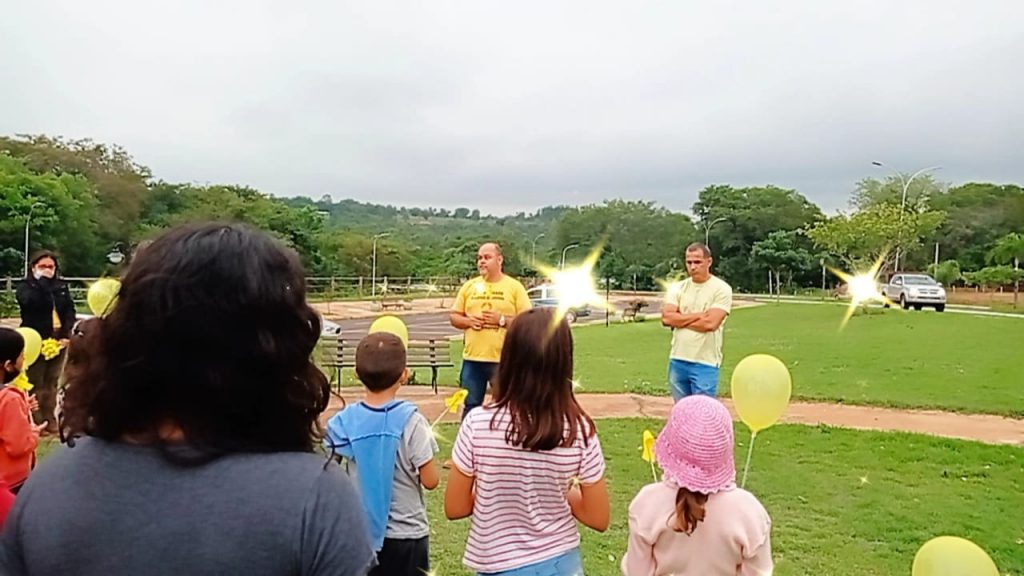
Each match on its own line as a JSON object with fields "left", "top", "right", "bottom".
{"left": 0, "top": 328, "right": 46, "bottom": 494}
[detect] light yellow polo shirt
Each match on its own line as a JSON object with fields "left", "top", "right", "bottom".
{"left": 665, "top": 275, "right": 733, "bottom": 367}
{"left": 452, "top": 275, "right": 532, "bottom": 362}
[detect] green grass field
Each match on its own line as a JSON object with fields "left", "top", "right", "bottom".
{"left": 341, "top": 303, "right": 1023, "bottom": 417}
{"left": 572, "top": 304, "right": 1024, "bottom": 416}
{"left": 34, "top": 421, "right": 1022, "bottom": 575}
{"left": 426, "top": 419, "right": 1024, "bottom": 576}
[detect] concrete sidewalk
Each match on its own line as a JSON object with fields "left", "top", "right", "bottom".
{"left": 325, "top": 386, "right": 1024, "bottom": 446}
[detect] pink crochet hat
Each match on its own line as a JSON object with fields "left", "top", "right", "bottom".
{"left": 654, "top": 395, "right": 736, "bottom": 494}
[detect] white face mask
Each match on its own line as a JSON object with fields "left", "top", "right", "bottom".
{"left": 33, "top": 267, "right": 55, "bottom": 280}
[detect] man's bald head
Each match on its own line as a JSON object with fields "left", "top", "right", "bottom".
{"left": 477, "top": 242, "right": 504, "bottom": 280}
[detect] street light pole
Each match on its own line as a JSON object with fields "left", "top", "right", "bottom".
{"left": 560, "top": 243, "right": 579, "bottom": 270}
{"left": 872, "top": 161, "right": 941, "bottom": 272}
{"left": 371, "top": 232, "right": 391, "bottom": 298}
{"left": 821, "top": 258, "right": 826, "bottom": 297}
{"left": 23, "top": 202, "right": 44, "bottom": 275}
{"left": 531, "top": 233, "right": 546, "bottom": 268}
{"left": 702, "top": 217, "right": 727, "bottom": 247}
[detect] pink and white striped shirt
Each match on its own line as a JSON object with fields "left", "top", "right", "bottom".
{"left": 452, "top": 405, "right": 606, "bottom": 573}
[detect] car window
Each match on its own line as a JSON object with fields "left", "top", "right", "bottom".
{"left": 527, "top": 287, "right": 543, "bottom": 298}
{"left": 893, "top": 277, "right": 903, "bottom": 286}
{"left": 903, "top": 276, "right": 937, "bottom": 285}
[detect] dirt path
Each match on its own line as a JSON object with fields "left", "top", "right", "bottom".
{"left": 325, "top": 386, "right": 1024, "bottom": 446}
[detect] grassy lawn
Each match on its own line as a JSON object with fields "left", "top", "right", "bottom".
{"left": 569, "top": 304, "right": 1024, "bottom": 416}
{"left": 426, "top": 419, "right": 1024, "bottom": 576}
{"left": 331, "top": 303, "right": 1024, "bottom": 416}
{"left": 33, "top": 422, "right": 1022, "bottom": 575}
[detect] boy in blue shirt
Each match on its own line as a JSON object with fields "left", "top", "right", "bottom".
{"left": 325, "top": 332, "right": 440, "bottom": 575}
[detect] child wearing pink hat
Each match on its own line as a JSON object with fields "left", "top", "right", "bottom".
{"left": 622, "top": 395, "right": 773, "bottom": 575}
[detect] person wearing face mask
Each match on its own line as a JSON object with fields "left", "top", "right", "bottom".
{"left": 16, "top": 252, "right": 77, "bottom": 436}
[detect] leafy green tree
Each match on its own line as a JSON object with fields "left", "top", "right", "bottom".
{"left": 0, "top": 154, "right": 103, "bottom": 275}
{"left": 926, "top": 260, "right": 963, "bottom": 287}
{"left": 964, "top": 266, "right": 1023, "bottom": 291}
{"left": 987, "top": 233, "right": 1024, "bottom": 308}
{"left": 928, "top": 183, "right": 1024, "bottom": 271}
{"left": 806, "top": 203, "right": 945, "bottom": 272}
{"left": 751, "top": 230, "right": 815, "bottom": 294}
{"left": 692, "top": 185, "right": 823, "bottom": 291}
{"left": 849, "top": 174, "right": 944, "bottom": 212}
{"left": 0, "top": 135, "right": 150, "bottom": 250}
{"left": 553, "top": 200, "right": 696, "bottom": 288}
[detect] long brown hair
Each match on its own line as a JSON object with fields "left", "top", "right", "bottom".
{"left": 672, "top": 487, "right": 709, "bottom": 534}
{"left": 489, "top": 307, "right": 595, "bottom": 451}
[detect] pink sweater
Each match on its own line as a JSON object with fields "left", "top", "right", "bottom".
{"left": 622, "top": 481, "right": 772, "bottom": 576}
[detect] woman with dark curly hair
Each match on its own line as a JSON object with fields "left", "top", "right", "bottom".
{"left": 1, "top": 223, "right": 375, "bottom": 576}
{"left": 16, "top": 251, "right": 77, "bottom": 435}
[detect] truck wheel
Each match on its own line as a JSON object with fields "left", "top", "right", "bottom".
{"left": 900, "top": 294, "right": 910, "bottom": 310}
{"left": 936, "top": 304, "right": 945, "bottom": 312}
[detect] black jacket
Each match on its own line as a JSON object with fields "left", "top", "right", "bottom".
{"left": 16, "top": 277, "right": 77, "bottom": 340}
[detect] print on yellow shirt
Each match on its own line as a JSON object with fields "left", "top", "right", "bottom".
{"left": 453, "top": 276, "right": 531, "bottom": 362}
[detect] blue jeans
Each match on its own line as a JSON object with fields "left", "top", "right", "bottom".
{"left": 479, "top": 548, "right": 583, "bottom": 576}
{"left": 460, "top": 359, "right": 498, "bottom": 418}
{"left": 668, "top": 358, "right": 719, "bottom": 401}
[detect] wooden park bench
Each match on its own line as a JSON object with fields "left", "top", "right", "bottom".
{"left": 319, "top": 336, "right": 454, "bottom": 395}
{"left": 379, "top": 298, "right": 411, "bottom": 311}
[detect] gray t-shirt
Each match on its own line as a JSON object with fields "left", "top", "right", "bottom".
{"left": 342, "top": 412, "right": 439, "bottom": 539}
{"left": 0, "top": 438, "right": 376, "bottom": 576}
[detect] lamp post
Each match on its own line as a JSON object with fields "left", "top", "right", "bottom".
{"left": 531, "top": 233, "right": 546, "bottom": 268}
{"left": 23, "top": 202, "right": 45, "bottom": 275}
{"left": 371, "top": 232, "right": 391, "bottom": 298}
{"left": 871, "top": 161, "right": 941, "bottom": 272}
{"left": 560, "top": 243, "right": 579, "bottom": 270}
{"left": 820, "top": 258, "right": 827, "bottom": 297}
{"left": 702, "top": 216, "right": 728, "bottom": 247}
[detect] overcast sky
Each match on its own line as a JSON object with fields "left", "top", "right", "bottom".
{"left": 2, "top": 1, "right": 1022, "bottom": 215}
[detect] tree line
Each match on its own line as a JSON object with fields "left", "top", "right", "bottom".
{"left": 2, "top": 134, "right": 1022, "bottom": 297}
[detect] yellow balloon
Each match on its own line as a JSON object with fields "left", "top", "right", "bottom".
{"left": 87, "top": 278, "right": 121, "bottom": 317}
{"left": 368, "top": 315, "right": 409, "bottom": 348}
{"left": 15, "top": 327, "right": 43, "bottom": 367}
{"left": 912, "top": 536, "right": 999, "bottom": 576}
{"left": 730, "top": 354, "right": 792, "bottom": 433}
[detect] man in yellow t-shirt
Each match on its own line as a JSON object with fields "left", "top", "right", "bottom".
{"left": 450, "top": 243, "right": 531, "bottom": 417}
{"left": 661, "top": 242, "right": 733, "bottom": 401}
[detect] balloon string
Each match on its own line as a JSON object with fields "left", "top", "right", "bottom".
{"left": 741, "top": 431, "right": 757, "bottom": 488}
{"left": 430, "top": 410, "right": 447, "bottom": 429}
{"left": 650, "top": 458, "right": 658, "bottom": 483}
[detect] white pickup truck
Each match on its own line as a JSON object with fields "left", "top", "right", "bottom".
{"left": 882, "top": 273, "right": 947, "bottom": 312}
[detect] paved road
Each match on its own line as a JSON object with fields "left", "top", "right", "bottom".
{"left": 332, "top": 308, "right": 630, "bottom": 340}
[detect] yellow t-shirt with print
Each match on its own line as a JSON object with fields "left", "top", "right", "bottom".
{"left": 665, "top": 275, "right": 733, "bottom": 367}
{"left": 452, "top": 275, "right": 532, "bottom": 362}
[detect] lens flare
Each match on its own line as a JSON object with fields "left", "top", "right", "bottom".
{"left": 829, "top": 253, "right": 892, "bottom": 330}
{"left": 657, "top": 274, "right": 686, "bottom": 297}
{"left": 536, "top": 245, "right": 614, "bottom": 324}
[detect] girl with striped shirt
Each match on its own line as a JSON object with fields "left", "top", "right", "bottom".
{"left": 445, "top": 307, "right": 610, "bottom": 575}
